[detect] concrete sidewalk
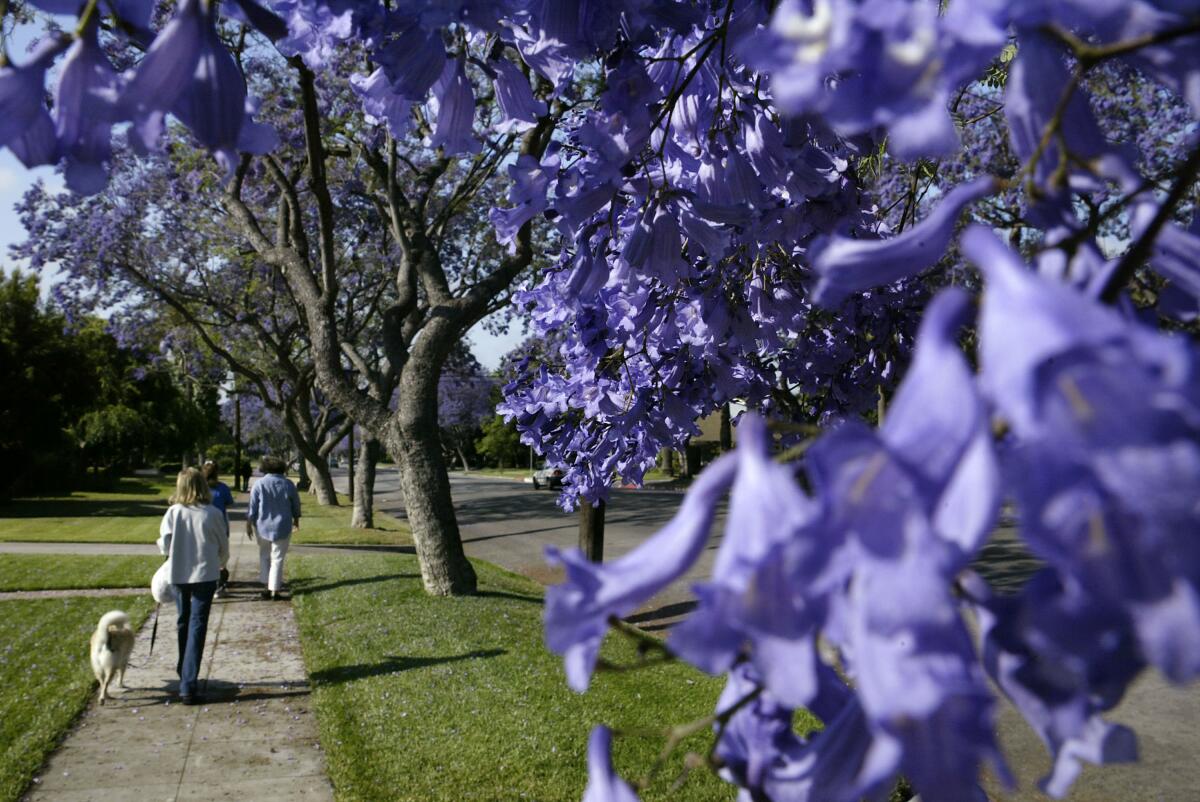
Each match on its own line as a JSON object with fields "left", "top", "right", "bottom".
{"left": 20, "top": 533, "right": 333, "bottom": 802}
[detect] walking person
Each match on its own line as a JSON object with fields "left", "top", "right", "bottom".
{"left": 246, "top": 455, "right": 301, "bottom": 601}
{"left": 203, "top": 460, "right": 234, "bottom": 598}
{"left": 158, "top": 468, "right": 229, "bottom": 705}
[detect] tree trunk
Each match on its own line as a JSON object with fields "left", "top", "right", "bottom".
{"left": 307, "top": 459, "right": 337, "bottom": 506}
{"left": 296, "top": 456, "right": 311, "bottom": 491}
{"left": 719, "top": 403, "right": 732, "bottom": 452}
{"left": 351, "top": 437, "right": 380, "bottom": 529}
{"left": 457, "top": 445, "right": 471, "bottom": 471}
{"left": 388, "top": 399, "right": 477, "bottom": 596}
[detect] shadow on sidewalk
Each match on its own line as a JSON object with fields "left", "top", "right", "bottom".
{"left": 310, "top": 649, "right": 506, "bottom": 686}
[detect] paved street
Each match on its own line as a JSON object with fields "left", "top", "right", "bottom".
{"left": 336, "top": 468, "right": 717, "bottom": 630}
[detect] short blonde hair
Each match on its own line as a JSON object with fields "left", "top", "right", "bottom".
{"left": 171, "top": 467, "right": 212, "bottom": 506}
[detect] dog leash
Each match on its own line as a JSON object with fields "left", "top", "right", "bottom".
{"left": 149, "top": 603, "right": 160, "bottom": 657}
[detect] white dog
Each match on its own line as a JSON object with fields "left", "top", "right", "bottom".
{"left": 90, "top": 610, "right": 135, "bottom": 705}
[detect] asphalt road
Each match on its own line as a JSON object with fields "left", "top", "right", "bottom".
{"left": 334, "top": 467, "right": 717, "bottom": 630}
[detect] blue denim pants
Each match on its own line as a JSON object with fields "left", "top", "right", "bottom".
{"left": 175, "top": 581, "right": 217, "bottom": 697}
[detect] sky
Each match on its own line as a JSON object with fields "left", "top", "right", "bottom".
{"left": 0, "top": 143, "right": 526, "bottom": 373}
{"left": 0, "top": 19, "right": 527, "bottom": 371}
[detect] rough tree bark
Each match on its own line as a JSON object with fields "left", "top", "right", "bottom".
{"left": 222, "top": 60, "right": 560, "bottom": 595}
{"left": 351, "top": 437, "right": 380, "bottom": 529}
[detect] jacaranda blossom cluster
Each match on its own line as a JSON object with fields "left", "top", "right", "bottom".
{"left": 4, "top": 0, "right": 1200, "bottom": 800}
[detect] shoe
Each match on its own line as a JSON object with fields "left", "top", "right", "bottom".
{"left": 180, "top": 694, "right": 205, "bottom": 706}
{"left": 215, "top": 587, "right": 229, "bottom": 599}
{"left": 260, "top": 590, "right": 273, "bottom": 600}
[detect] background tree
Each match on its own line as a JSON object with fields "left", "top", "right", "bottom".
{"left": 0, "top": 271, "right": 212, "bottom": 496}
{"left": 437, "top": 343, "right": 495, "bottom": 471}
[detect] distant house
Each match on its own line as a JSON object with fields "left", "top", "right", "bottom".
{"left": 693, "top": 409, "right": 737, "bottom": 446}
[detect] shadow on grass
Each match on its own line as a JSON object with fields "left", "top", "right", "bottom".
{"left": 0, "top": 498, "right": 168, "bottom": 518}
{"left": 289, "top": 572, "right": 421, "bottom": 595}
{"left": 625, "top": 600, "right": 697, "bottom": 627}
{"left": 475, "top": 590, "right": 543, "bottom": 605}
{"left": 292, "top": 544, "right": 417, "bottom": 555}
{"left": 310, "top": 649, "right": 506, "bottom": 686}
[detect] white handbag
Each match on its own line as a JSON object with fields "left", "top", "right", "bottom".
{"left": 151, "top": 560, "right": 176, "bottom": 604}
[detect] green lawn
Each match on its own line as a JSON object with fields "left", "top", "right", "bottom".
{"left": 462, "top": 468, "right": 531, "bottom": 480}
{"left": 288, "top": 552, "right": 777, "bottom": 802}
{"left": 0, "top": 596, "right": 154, "bottom": 802}
{"left": 289, "top": 491, "right": 412, "bottom": 546}
{"left": 0, "top": 554, "right": 162, "bottom": 592}
{"left": 0, "top": 476, "right": 410, "bottom": 546}
{"left": 0, "top": 477, "right": 173, "bottom": 543}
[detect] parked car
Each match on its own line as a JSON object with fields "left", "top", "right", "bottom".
{"left": 532, "top": 463, "right": 564, "bottom": 490}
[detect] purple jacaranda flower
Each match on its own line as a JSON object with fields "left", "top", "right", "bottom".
{"left": 692, "top": 146, "right": 765, "bottom": 224}
{"left": 273, "top": 0, "right": 356, "bottom": 70}
{"left": 553, "top": 167, "right": 616, "bottom": 235}
{"left": 121, "top": 0, "right": 205, "bottom": 150}
{"left": 427, "top": 57, "right": 480, "bottom": 156}
{"left": 223, "top": 0, "right": 289, "bottom": 42}
{"left": 171, "top": 32, "right": 250, "bottom": 170}
{"left": 1139, "top": 205, "right": 1200, "bottom": 305}
{"left": 963, "top": 570, "right": 1140, "bottom": 799}
{"left": 0, "top": 36, "right": 69, "bottom": 167}
{"left": 753, "top": 0, "right": 1005, "bottom": 160}
{"left": 715, "top": 664, "right": 898, "bottom": 802}
{"left": 54, "top": 21, "right": 122, "bottom": 194}
{"left": 963, "top": 225, "right": 1200, "bottom": 684}
{"left": 124, "top": 0, "right": 275, "bottom": 172}
{"left": 491, "top": 57, "right": 547, "bottom": 133}
{"left": 509, "top": 25, "right": 576, "bottom": 91}
{"left": 1005, "top": 32, "right": 1109, "bottom": 191}
{"left": 620, "top": 205, "right": 683, "bottom": 285}
{"left": 544, "top": 452, "right": 738, "bottom": 691}
{"left": 581, "top": 727, "right": 640, "bottom": 802}
{"left": 349, "top": 68, "right": 413, "bottom": 139}
{"left": 880, "top": 288, "right": 999, "bottom": 557}
{"left": 375, "top": 18, "right": 446, "bottom": 100}
{"left": 811, "top": 175, "right": 997, "bottom": 306}
{"left": 490, "top": 152, "right": 555, "bottom": 247}
{"left": 670, "top": 416, "right": 820, "bottom": 703}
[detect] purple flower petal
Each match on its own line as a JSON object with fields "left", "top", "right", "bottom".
{"left": 491, "top": 57, "right": 547, "bottom": 133}
{"left": 544, "top": 452, "right": 737, "bottom": 691}
{"left": 427, "top": 58, "right": 480, "bottom": 156}
{"left": 582, "top": 727, "right": 641, "bottom": 802}
{"left": 812, "top": 175, "right": 997, "bottom": 306}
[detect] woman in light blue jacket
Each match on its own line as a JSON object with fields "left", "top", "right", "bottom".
{"left": 246, "top": 456, "right": 301, "bottom": 601}
{"left": 159, "top": 468, "right": 228, "bottom": 704}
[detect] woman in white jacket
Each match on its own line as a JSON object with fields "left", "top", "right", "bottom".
{"left": 158, "top": 468, "right": 228, "bottom": 705}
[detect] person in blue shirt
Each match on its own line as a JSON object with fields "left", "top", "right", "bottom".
{"left": 203, "top": 461, "right": 235, "bottom": 598}
{"left": 246, "top": 455, "right": 301, "bottom": 601}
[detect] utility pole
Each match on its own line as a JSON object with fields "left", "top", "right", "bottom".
{"left": 578, "top": 499, "right": 606, "bottom": 562}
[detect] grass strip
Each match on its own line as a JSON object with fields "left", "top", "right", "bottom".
{"left": 461, "top": 468, "right": 531, "bottom": 480}
{"left": 0, "top": 478, "right": 172, "bottom": 543}
{"left": 0, "top": 595, "right": 154, "bottom": 802}
{"left": 289, "top": 491, "right": 412, "bottom": 547}
{"left": 289, "top": 553, "right": 766, "bottom": 802}
{"left": 0, "top": 554, "right": 163, "bottom": 592}
{"left": 0, "top": 475, "right": 411, "bottom": 547}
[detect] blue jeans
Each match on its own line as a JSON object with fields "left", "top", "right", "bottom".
{"left": 175, "top": 581, "right": 217, "bottom": 697}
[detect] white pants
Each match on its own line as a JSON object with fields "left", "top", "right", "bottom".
{"left": 257, "top": 536, "right": 290, "bottom": 591}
